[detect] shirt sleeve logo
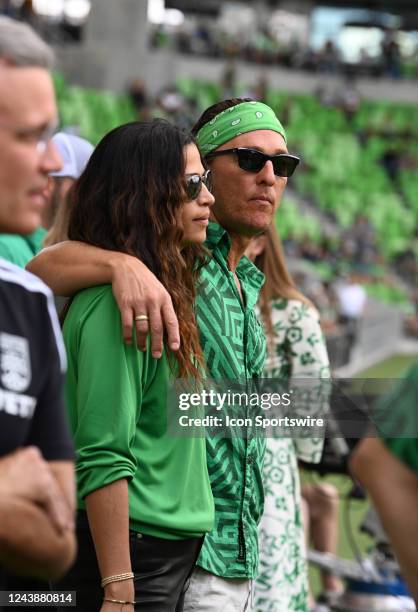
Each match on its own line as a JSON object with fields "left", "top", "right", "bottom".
{"left": 0, "top": 332, "right": 31, "bottom": 392}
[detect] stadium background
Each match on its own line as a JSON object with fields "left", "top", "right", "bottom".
{"left": 4, "top": 0, "right": 418, "bottom": 598}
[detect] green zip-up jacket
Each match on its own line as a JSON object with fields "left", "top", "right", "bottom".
{"left": 63, "top": 285, "right": 214, "bottom": 539}
{"left": 196, "top": 222, "right": 266, "bottom": 578}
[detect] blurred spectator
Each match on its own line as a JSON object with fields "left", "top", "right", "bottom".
{"left": 315, "top": 83, "right": 337, "bottom": 108}
{"left": 358, "top": 47, "right": 376, "bottom": 75}
{"left": 0, "top": 14, "right": 75, "bottom": 589}
{"left": 1, "top": 0, "right": 33, "bottom": 20}
{"left": 301, "top": 483, "right": 344, "bottom": 611}
{"left": 395, "top": 248, "right": 418, "bottom": 285}
{"left": 341, "top": 215, "right": 377, "bottom": 267}
{"left": 251, "top": 26, "right": 278, "bottom": 64}
{"left": 242, "top": 74, "right": 269, "bottom": 102}
{"left": 381, "top": 146, "right": 402, "bottom": 183}
{"left": 221, "top": 59, "right": 237, "bottom": 98}
{"left": 252, "top": 74, "right": 269, "bottom": 102}
{"left": 350, "top": 362, "right": 418, "bottom": 606}
{"left": 0, "top": 132, "right": 93, "bottom": 266}
{"left": 318, "top": 40, "right": 339, "bottom": 74}
{"left": 20, "top": 0, "right": 34, "bottom": 21}
{"left": 335, "top": 77, "right": 361, "bottom": 123}
{"left": 127, "top": 78, "right": 149, "bottom": 118}
{"left": 157, "top": 84, "right": 184, "bottom": 116}
{"left": 0, "top": 0, "right": 13, "bottom": 16}
{"left": 335, "top": 271, "right": 367, "bottom": 362}
{"left": 154, "top": 85, "right": 200, "bottom": 131}
{"left": 176, "top": 24, "right": 191, "bottom": 54}
{"left": 381, "top": 29, "right": 402, "bottom": 79}
{"left": 149, "top": 24, "right": 169, "bottom": 50}
{"left": 44, "top": 133, "right": 94, "bottom": 247}
{"left": 315, "top": 78, "right": 360, "bottom": 123}
{"left": 404, "top": 284, "right": 418, "bottom": 337}
{"left": 195, "top": 20, "right": 212, "bottom": 54}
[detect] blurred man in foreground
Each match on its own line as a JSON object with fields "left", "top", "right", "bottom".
{"left": 0, "top": 131, "right": 93, "bottom": 266}
{"left": 0, "top": 16, "right": 76, "bottom": 588}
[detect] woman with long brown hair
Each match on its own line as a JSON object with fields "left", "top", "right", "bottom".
{"left": 56, "top": 119, "right": 215, "bottom": 612}
{"left": 246, "top": 225, "right": 331, "bottom": 612}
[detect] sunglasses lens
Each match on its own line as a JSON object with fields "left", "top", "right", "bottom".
{"left": 186, "top": 176, "right": 201, "bottom": 200}
{"left": 186, "top": 171, "right": 213, "bottom": 200}
{"left": 273, "top": 156, "right": 299, "bottom": 178}
{"left": 236, "top": 149, "right": 265, "bottom": 173}
{"left": 236, "top": 149, "right": 299, "bottom": 177}
{"left": 203, "top": 170, "right": 212, "bottom": 193}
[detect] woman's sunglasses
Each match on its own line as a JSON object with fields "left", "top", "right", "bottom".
{"left": 205, "top": 148, "right": 300, "bottom": 178}
{"left": 185, "top": 169, "right": 212, "bottom": 200}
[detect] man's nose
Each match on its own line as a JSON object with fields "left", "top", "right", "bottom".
{"left": 257, "top": 159, "right": 275, "bottom": 185}
{"left": 40, "top": 140, "right": 62, "bottom": 175}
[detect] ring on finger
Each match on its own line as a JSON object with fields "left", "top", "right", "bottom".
{"left": 134, "top": 315, "right": 149, "bottom": 322}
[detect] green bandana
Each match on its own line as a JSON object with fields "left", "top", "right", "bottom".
{"left": 196, "top": 101, "right": 287, "bottom": 155}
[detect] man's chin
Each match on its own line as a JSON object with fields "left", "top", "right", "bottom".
{"left": 4, "top": 217, "right": 41, "bottom": 236}
{"left": 246, "top": 216, "right": 273, "bottom": 235}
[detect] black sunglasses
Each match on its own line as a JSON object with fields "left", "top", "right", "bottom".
{"left": 185, "top": 169, "right": 212, "bottom": 201}
{"left": 205, "top": 148, "right": 300, "bottom": 178}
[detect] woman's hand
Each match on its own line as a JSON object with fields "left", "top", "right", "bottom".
{"left": 110, "top": 252, "right": 180, "bottom": 356}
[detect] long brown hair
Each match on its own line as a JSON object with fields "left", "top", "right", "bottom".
{"left": 43, "top": 180, "right": 74, "bottom": 247}
{"left": 67, "top": 119, "right": 206, "bottom": 380}
{"left": 255, "top": 224, "right": 313, "bottom": 351}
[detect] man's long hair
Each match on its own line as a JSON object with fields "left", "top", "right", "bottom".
{"left": 68, "top": 119, "right": 206, "bottom": 380}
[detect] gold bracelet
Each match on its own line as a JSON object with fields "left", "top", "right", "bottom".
{"left": 101, "top": 572, "right": 134, "bottom": 588}
{"left": 103, "top": 596, "right": 135, "bottom": 605}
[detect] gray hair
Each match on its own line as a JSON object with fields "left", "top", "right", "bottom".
{"left": 0, "top": 16, "right": 54, "bottom": 69}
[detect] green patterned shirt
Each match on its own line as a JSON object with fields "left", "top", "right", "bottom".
{"left": 196, "top": 222, "right": 266, "bottom": 579}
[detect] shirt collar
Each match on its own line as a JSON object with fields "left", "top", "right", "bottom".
{"left": 205, "top": 221, "right": 231, "bottom": 255}
{"left": 236, "top": 256, "right": 265, "bottom": 310}
{"left": 205, "top": 221, "right": 265, "bottom": 309}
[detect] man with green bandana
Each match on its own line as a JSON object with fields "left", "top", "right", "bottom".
{"left": 27, "top": 99, "right": 300, "bottom": 611}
